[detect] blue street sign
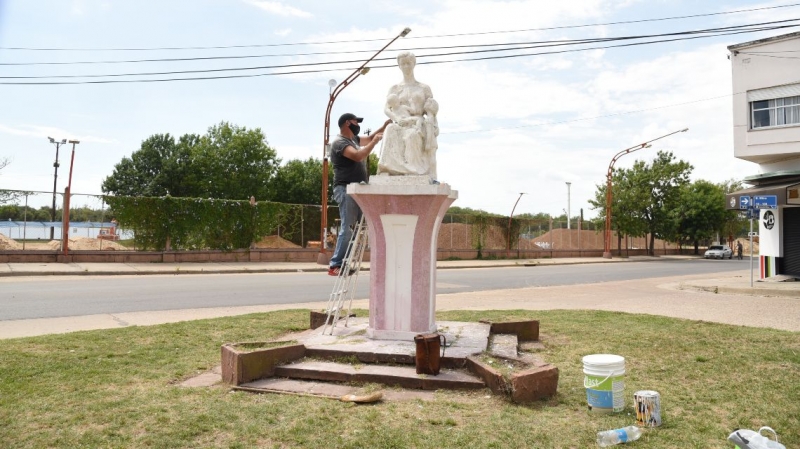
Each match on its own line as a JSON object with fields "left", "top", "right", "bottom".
{"left": 739, "top": 196, "right": 751, "bottom": 209}
{"left": 753, "top": 195, "right": 778, "bottom": 209}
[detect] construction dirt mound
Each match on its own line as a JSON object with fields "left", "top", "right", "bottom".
{"left": 47, "top": 237, "right": 129, "bottom": 251}
{"left": 254, "top": 235, "right": 301, "bottom": 249}
{"left": 0, "top": 234, "right": 23, "bottom": 250}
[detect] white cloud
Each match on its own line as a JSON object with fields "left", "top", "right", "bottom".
{"left": 244, "top": 1, "right": 312, "bottom": 18}
{"left": 274, "top": 28, "right": 292, "bottom": 37}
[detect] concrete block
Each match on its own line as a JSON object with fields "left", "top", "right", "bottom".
{"left": 220, "top": 342, "right": 305, "bottom": 386}
{"left": 490, "top": 320, "right": 539, "bottom": 341}
{"left": 466, "top": 356, "right": 508, "bottom": 395}
{"left": 510, "top": 364, "right": 559, "bottom": 403}
{"left": 309, "top": 311, "right": 327, "bottom": 329}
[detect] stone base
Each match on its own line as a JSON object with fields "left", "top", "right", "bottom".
{"left": 369, "top": 173, "right": 434, "bottom": 185}
{"left": 366, "top": 326, "right": 437, "bottom": 341}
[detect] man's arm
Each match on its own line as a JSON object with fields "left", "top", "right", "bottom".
{"left": 343, "top": 131, "right": 384, "bottom": 162}
{"left": 358, "top": 119, "right": 392, "bottom": 146}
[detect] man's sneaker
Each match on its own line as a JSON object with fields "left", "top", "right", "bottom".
{"left": 328, "top": 266, "right": 341, "bottom": 276}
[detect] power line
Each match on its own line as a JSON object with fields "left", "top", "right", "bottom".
{"left": 1, "top": 20, "right": 796, "bottom": 81}
{"left": 1, "top": 2, "right": 798, "bottom": 52}
{"left": 4, "top": 19, "right": 793, "bottom": 67}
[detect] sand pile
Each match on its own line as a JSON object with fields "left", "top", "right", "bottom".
{"left": 0, "top": 234, "right": 23, "bottom": 250}
{"left": 254, "top": 235, "right": 301, "bottom": 249}
{"left": 47, "top": 237, "right": 128, "bottom": 251}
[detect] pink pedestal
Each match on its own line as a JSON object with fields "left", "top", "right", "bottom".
{"left": 349, "top": 181, "right": 457, "bottom": 340}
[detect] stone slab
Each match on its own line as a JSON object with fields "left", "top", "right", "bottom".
{"left": 274, "top": 360, "right": 484, "bottom": 390}
{"left": 297, "top": 318, "right": 490, "bottom": 362}
{"left": 489, "top": 334, "right": 518, "bottom": 359}
{"left": 221, "top": 343, "right": 305, "bottom": 386}
{"left": 489, "top": 320, "right": 539, "bottom": 341}
{"left": 236, "top": 378, "right": 436, "bottom": 401}
{"left": 510, "top": 364, "right": 559, "bottom": 403}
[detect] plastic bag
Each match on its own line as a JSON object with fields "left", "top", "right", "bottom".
{"left": 728, "top": 426, "right": 786, "bottom": 449}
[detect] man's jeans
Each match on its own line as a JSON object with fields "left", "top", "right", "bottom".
{"left": 330, "top": 184, "right": 362, "bottom": 268}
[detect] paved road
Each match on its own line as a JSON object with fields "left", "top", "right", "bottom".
{"left": 0, "top": 259, "right": 750, "bottom": 321}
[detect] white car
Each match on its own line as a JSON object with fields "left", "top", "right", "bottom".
{"left": 704, "top": 245, "right": 733, "bottom": 259}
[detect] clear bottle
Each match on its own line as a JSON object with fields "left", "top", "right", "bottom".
{"left": 596, "top": 426, "right": 643, "bottom": 447}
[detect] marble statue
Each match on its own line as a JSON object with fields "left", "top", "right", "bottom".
{"left": 377, "top": 52, "right": 439, "bottom": 179}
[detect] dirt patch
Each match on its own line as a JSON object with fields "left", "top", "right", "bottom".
{"left": 47, "top": 237, "right": 128, "bottom": 251}
{"left": 253, "top": 235, "right": 300, "bottom": 249}
{"left": 0, "top": 234, "right": 23, "bottom": 250}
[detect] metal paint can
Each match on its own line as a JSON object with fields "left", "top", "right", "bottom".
{"left": 634, "top": 390, "right": 662, "bottom": 427}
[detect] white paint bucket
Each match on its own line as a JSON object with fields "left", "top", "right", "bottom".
{"left": 583, "top": 354, "right": 625, "bottom": 413}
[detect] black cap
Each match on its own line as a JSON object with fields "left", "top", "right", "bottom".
{"left": 338, "top": 113, "right": 363, "bottom": 128}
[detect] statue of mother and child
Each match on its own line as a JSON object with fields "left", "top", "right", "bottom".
{"left": 376, "top": 51, "right": 439, "bottom": 181}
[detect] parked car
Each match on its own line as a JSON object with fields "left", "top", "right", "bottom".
{"left": 704, "top": 245, "right": 733, "bottom": 259}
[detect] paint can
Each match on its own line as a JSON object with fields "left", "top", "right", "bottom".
{"left": 414, "top": 333, "right": 446, "bottom": 375}
{"left": 582, "top": 354, "right": 625, "bottom": 413}
{"left": 634, "top": 390, "right": 662, "bottom": 427}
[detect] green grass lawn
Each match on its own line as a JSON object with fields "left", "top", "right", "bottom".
{"left": 0, "top": 309, "right": 797, "bottom": 448}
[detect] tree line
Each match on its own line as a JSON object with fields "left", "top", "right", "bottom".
{"left": 3, "top": 124, "right": 746, "bottom": 254}
{"left": 101, "top": 121, "right": 381, "bottom": 205}
{"left": 588, "top": 151, "right": 746, "bottom": 255}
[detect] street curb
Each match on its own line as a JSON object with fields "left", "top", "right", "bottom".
{"left": 678, "top": 283, "right": 800, "bottom": 299}
{"left": 0, "top": 256, "right": 704, "bottom": 277}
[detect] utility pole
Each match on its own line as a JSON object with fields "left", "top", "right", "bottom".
{"left": 566, "top": 182, "right": 571, "bottom": 229}
{"left": 48, "top": 137, "right": 66, "bottom": 240}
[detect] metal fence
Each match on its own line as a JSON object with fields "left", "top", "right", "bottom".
{"left": 0, "top": 190, "right": 678, "bottom": 253}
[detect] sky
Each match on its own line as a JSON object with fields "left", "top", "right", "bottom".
{"left": 1, "top": 0, "right": 798, "bottom": 219}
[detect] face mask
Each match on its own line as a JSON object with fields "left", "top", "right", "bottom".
{"left": 348, "top": 123, "right": 360, "bottom": 135}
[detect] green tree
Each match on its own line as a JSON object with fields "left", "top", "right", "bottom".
{"left": 273, "top": 157, "right": 325, "bottom": 205}
{"left": 191, "top": 122, "right": 280, "bottom": 201}
{"left": 102, "top": 134, "right": 196, "bottom": 197}
{"left": 673, "top": 180, "right": 727, "bottom": 254}
{"left": 590, "top": 151, "right": 692, "bottom": 255}
{"left": 102, "top": 123, "right": 280, "bottom": 202}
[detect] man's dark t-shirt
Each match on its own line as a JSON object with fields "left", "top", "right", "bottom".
{"left": 331, "top": 134, "right": 368, "bottom": 186}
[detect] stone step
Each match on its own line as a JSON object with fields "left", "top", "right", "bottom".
{"left": 489, "top": 333, "right": 518, "bottom": 359}
{"left": 235, "top": 378, "right": 436, "bottom": 401}
{"left": 273, "top": 360, "right": 485, "bottom": 390}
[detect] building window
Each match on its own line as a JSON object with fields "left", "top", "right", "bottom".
{"left": 751, "top": 96, "right": 800, "bottom": 129}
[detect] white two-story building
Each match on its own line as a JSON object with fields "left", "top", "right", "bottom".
{"left": 726, "top": 32, "right": 800, "bottom": 278}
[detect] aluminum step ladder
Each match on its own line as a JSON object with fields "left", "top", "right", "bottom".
{"left": 322, "top": 216, "right": 368, "bottom": 335}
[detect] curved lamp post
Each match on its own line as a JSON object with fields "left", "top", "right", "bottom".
{"left": 62, "top": 140, "right": 80, "bottom": 256}
{"left": 507, "top": 192, "right": 526, "bottom": 259}
{"left": 602, "top": 128, "right": 688, "bottom": 259}
{"left": 318, "top": 27, "right": 411, "bottom": 264}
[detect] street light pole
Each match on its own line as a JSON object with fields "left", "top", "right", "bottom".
{"left": 318, "top": 27, "right": 411, "bottom": 265}
{"left": 62, "top": 140, "right": 80, "bottom": 256}
{"left": 602, "top": 128, "right": 688, "bottom": 259}
{"left": 565, "top": 181, "right": 571, "bottom": 230}
{"left": 48, "top": 137, "right": 66, "bottom": 241}
{"left": 507, "top": 192, "right": 526, "bottom": 259}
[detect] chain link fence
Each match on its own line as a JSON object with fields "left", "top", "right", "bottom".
{"left": 1, "top": 190, "right": 679, "bottom": 255}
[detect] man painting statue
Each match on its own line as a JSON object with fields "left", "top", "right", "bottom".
{"left": 377, "top": 52, "right": 439, "bottom": 180}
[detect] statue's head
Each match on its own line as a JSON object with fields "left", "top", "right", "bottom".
{"left": 397, "top": 52, "right": 416, "bottom": 72}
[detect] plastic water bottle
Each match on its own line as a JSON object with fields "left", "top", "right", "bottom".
{"left": 596, "top": 426, "right": 642, "bottom": 447}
